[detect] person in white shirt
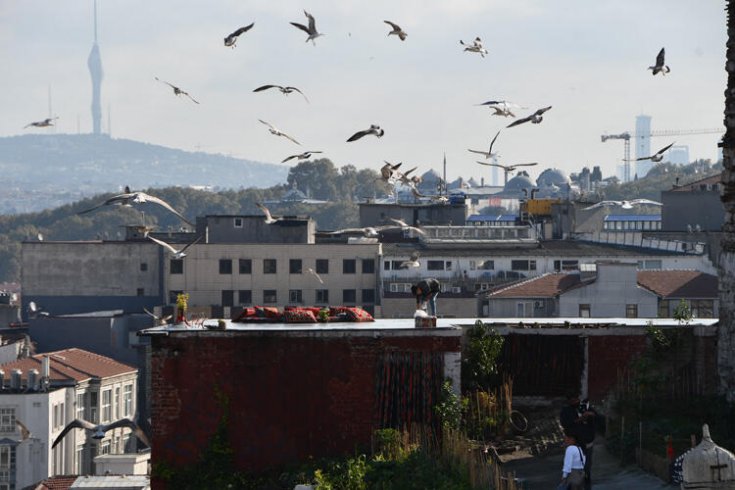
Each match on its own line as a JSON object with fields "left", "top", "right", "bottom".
{"left": 561, "top": 432, "right": 586, "bottom": 490}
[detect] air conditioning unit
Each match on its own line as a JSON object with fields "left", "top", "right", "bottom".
{"left": 534, "top": 300, "right": 545, "bottom": 309}
{"left": 451, "top": 286, "right": 462, "bottom": 293}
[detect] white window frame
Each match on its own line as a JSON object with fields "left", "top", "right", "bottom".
{"left": 123, "top": 384, "right": 133, "bottom": 417}
{"left": 0, "top": 409, "right": 14, "bottom": 433}
{"left": 102, "top": 389, "right": 112, "bottom": 423}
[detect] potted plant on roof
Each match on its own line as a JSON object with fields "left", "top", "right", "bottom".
{"left": 175, "top": 293, "right": 189, "bottom": 324}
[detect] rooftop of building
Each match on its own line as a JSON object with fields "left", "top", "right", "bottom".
{"left": 0, "top": 347, "right": 136, "bottom": 384}
{"left": 603, "top": 214, "right": 661, "bottom": 222}
{"left": 669, "top": 174, "right": 721, "bottom": 192}
{"left": 485, "top": 269, "right": 718, "bottom": 300}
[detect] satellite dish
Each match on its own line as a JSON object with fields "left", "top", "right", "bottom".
{"left": 28, "top": 301, "right": 37, "bottom": 313}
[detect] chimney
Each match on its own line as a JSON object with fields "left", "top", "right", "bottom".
{"left": 10, "top": 369, "right": 21, "bottom": 390}
{"left": 42, "top": 356, "right": 50, "bottom": 378}
{"left": 27, "top": 369, "right": 39, "bottom": 391}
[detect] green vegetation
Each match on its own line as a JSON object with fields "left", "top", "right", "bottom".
{"left": 461, "top": 321, "right": 505, "bottom": 392}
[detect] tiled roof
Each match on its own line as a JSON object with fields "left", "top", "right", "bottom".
{"left": 0, "top": 348, "right": 136, "bottom": 384}
{"left": 488, "top": 273, "right": 584, "bottom": 298}
{"left": 637, "top": 270, "right": 718, "bottom": 299}
{"left": 33, "top": 475, "right": 78, "bottom": 490}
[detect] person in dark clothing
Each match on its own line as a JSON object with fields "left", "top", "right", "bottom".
{"left": 411, "top": 278, "right": 440, "bottom": 316}
{"left": 560, "top": 394, "right": 597, "bottom": 490}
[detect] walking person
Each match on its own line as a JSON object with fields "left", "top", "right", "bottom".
{"left": 411, "top": 278, "right": 440, "bottom": 316}
{"left": 560, "top": 431, "right": 586, "bottom": 490}
{"left": 560, "top": 393, "right": 597, "bottom": 490}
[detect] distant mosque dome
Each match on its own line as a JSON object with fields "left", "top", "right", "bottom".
{"left": 536, "top": 182, "right": 560, "bottom": 198}
{"left": 536, "top": 168, "right": 571, "bottom": 188}
{"left": 467, "top": 177, "right": 479, "bottom": 188}
{"left": 420, "top": 169, "right": 442, "bottom": 183}
{"left": 504, "top": 171, "right": 535, "bottom": 193}
{"left": 281, "top": 187, "right": 308, "bottom": 202}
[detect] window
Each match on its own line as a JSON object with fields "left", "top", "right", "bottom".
{"left": 238, "top": 290, "right": 252, "bottom": 305}
{"left": 362, "top": 289, "right": 375, "bottom": 303}
{"left": 170, "top": 259, "right": 183, "bottom": 274}
{"left": 140, "top": 263, "right": 148, "bottom": 272}
{"left": 316, "top": 259, "right": 329, "bottom": 274}
{"left": 239, "top": 259, "right": 252, "bottom": 274}
{"left": 511, "top": 260, "right": 537, "bottom": 271}
{"left": 219, "top": 259, "right": 233, "bottom": 274}
{"left": 343, "top": 289, "right": 357, "bottom": 303}
{"left": 689, "top": 300, "right": 714, "bottom": 318}
{"left": 626, "top": 304, "right": 638, "bottom": 318}
{"left": 0, "top": 446, "right": 10, "bottom": 469}
{"left": 263, "top": 290, "right": 277, "bottom": 303}
{"left": 516, "top": 302, "right": 534, "bottom": 318}
{"left": 123, "top": 384, "right": 133, "bottom": 417}
{"left": 234, "top": 217, "right": 243, "bottom": 228}
{"left": 76, "top": 445, "right": 84, "bottom": 474}
{"left": 427, "top": 260, "right": 445, "bottom": 271}
{"left": 658, "top": 300, "right": 670, "bottom": 318}
{"left": 136, "top": 288, "right": 144, "bottom": 296}
{"left": 102, "top": 389, "right": 112, "bottom": 422}
{"left": 343, "top": 259, "right": 356, "bottom": 274}
{"left": 90, "top": 391, "right": 98, "bottom": 423}
{"left": 316, "top": 289, "right": 329, "bottom": 304}
{"left": 221, "top": 290, "right": 234, "bottom": 307}
{"left": 362, "top": 259, "right": 375, "bottom": 274}
{"left": 289, "top": 289, "right": 303, "bottom": 304}
{"left": 0, "top": 409, "right": 14, "bottom": 433}
{"left": 76, "top": 393, "right": 85, "bottom": 420}
{"left": 445, "top": 261, "right": 453, "bottom": 271}
{"left": 114, "top": 387, "right": 120, "bottom": 420}
{"left": 53, "top": 403, "right": 59, "bottom": 429}
{"left": 290, "top": 259, "right": 303, "bottom": 274}
{"left": 579, "top": 304, "right": 591, "bottom": 318}
{"left": 100, "top": 440, "right": 111, "bottom": 455}
{"left": 553, "top": 260, "right": 579, "bottom": 272}
{"left": 263, "top": 259, "right": 277, "bottom": 274}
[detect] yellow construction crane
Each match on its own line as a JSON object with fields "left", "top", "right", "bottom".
{"left": 601, "top": 128, "right": 721, "bottom": 182}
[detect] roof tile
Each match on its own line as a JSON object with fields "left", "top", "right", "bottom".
{"left": 0, "top": 348, "right": 135, "bottom": 383}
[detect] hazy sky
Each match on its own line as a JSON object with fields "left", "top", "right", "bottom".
{"left": 0, "top": 0, "right": 726, "bottom": 185}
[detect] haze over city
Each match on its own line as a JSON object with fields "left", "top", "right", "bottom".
{"left": 0, "top": 0, "right": 726, "bottom": 182}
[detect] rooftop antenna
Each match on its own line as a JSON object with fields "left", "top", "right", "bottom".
{"left": 442, "top": 152, "right": 447, "bottom": 196}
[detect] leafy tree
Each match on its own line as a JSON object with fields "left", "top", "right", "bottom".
{"left": 461, "top": 320, "right": 505, "bottom": 391}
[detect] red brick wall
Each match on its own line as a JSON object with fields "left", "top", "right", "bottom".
{"left": 587, "top": 336, "right": 647, "bottom": 401}
{"left": 150, "top": 332, "right": 460, "bottom": 476}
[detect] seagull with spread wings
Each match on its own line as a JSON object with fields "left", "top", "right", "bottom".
{"left": 53, "top": 418, "right": 151, "bottom": 449}
{"left": 78, "top": 189, "right": 192, "bottom": 225}
{"left": 648, "top": 48, "right": 670, "bottom": 75}
{"left": 258, "top": 119, "right": 301, "bottom": 145}
{"left": 253, "top": 84, "right": 309, "bottom": 103}
{"left": 477, "top": 100, "right": 525, "bottom": 117}
{"left": 154, "top": 77, "right": 199, "bottom": 104}
{"left": 633, "top": 142, "right": 675, "bottom": 162}
{"left": 379, "top": 161, "right": 402, "bottom": 182}
{"left": 290, "top": 10, "right": 323, "bottom": 45}
{"left": 506, "top": 106, "right": 552, "bottom": 128}
{"left": 347, "top": 124, "right": 384, "bottom": 142}
{"left": 460, "top": 37, "right": 488, "bottom": 57}
{"left": 583, "top": 199, "right": 663, "bottom": 211}
{"left": 256, "top": 203, "right": 281, "bottom": 224}
{"left": 324, "top": 226, "right": 381, "bottom": 238}
{"left": 388, "top": 217, "right": 425, "bottom": 236}
{"left": 24, "top": 117, "right": 58, "bottom": 129}
{"left": 144, "top": 308, "right": 173, "bottom": 326}
{"left": 468, "top": 130, "right": 501, "bottom": 159}
{"left": 384, "top": 20, "right": 407, "bottom": 41}
{"left": 224, "top": 23, "right": 254, "bottom": 47}
{"left": 282, "top": 150, "right": 323, "bottom": 163}
{"left": 476, "top": 161, "right": 538, "bottom": 185}
{"left": 148, "top": 235, "right": 202, "bottom": 259}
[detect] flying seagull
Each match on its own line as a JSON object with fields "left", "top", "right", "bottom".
{"left": 290, "top": 10, "right": 323, "bottom": 45}
{"left": 253, "top": 84, "right": 309, "bottom": 103}
{"left": 384, "top": 20, "right": 407, "bottom": 41}
{"left": 399, "top": 251, "right": 420, "bottom": 269}
{"left": 258, "top": 119, "right": 301, "bottom": 145}
{"left": 143, "top": 307, "right": 173, "bottom": 326}
{"left": 388, "top": 217, "right": 425, "bottom": 236}
{"left": 154, "top": 77, "right": 199, "bottom": 104}
{"left": 395, "top": 166, "right": 418, "bottom": 186}
{"left": 147, "top": 234, "right": 202, "bottom": 259}
{"left": 305, "top": 267, "right": 324, "bottom": 284}
{"left": 282, "top": 150, "right": 323, "bottom": 163}
{"left": 476, "top": 161, "right": 538, "bottom": 185}
{"left": 224, "top": 23, "right": 255, "bottom": 47}
{"left": 460, "top": 37, "right": 488, "bottom": 57}
{"left": 256, "top": 203, "right": 281, "bottom": 224}
{"left": 633, "top": 142, "right": 675, "bottom": 162}
{"left": 24, "top": 117, "right": 58, "bottom": 129}
{"left": 582, "top": 199, "right": 663, "bottom": 211}
{"left": 347, "top": 124, "right": 384, "bottom": 142}
{"left": 52, "top": 418, "right": 151, "bottom": 449}
{"left": 468, "top": 130, "right": 501, "bottom": 159}
{"left": 648, "top": 48, "right": 670, "bottom": 76}
{"left": 16, "top": 419, "right": 31, "bottom": 441}
{"left": 477, "top": 100, "right": 525, "bottom": 117}
{"left": 506, "top": 106, "right": 552, "bottom": 128}
{"left": 78, "top": 189, "right": 192, "bottom": 225}
{"left": 379, "top": 161, "right": 403, "bottom": 181}
{"left": 324, "top": 226, "right": 381, "bottom": 238}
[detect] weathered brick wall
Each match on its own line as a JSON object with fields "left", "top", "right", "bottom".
{"left": 149, "top": 331, "right": 460, "bottom": 477}
{"left": 588, "top": 336, "right": 647, "bottom": 401}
